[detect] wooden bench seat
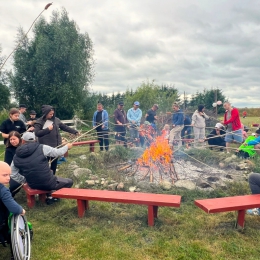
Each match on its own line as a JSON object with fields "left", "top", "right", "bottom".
{"left": 72, "top": 140, "right": 99, "bottom": 152}
{"left": 23, "top": 183, "right": 51, "bottom": 208}
{"left": 52, "top": 188, "right": 181, "bottom": 226}
{"left": 194, "top": 194, "right": 260, "bottom": 229}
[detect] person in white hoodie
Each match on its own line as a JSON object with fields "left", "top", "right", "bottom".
{"left": 191, "top": 104, "right": 209, "bottom": 146}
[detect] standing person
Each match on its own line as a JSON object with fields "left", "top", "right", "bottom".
{"left": 34, "top": 105, "right": 78, "bottom": 174}
{"left": 191, "top": 105, "right": 209, "bottom": 146}
{"left": 127, "top": 101, "right": 142, "bottom": 146}
{"left": 181, "top": 114, "right": 192, "bottom": 142}
{"left": 242, "top": 111, "right": 247, "bottom": 118}
{"left": 18, "top": 104, "right": 34, "bottom": 131}
{"left": 114, "top": 101, "right": 127, "bottom": 147}
{"left": 169, "top": 103, "right": 184, "bottom": 148}
{"left": 0, "top": 108, "right": 27, "bottom": 145}
{"left": 145, "top": 104, "right": 159, "bottom": 130}
{"left": 92, "top": 103, "right": 109, "bottom": 151}
{"left": 0, "top": 161, "right": 25, "bottom": 254}
{"left": 222, "top": 101, "right": 243, "bottom": 153}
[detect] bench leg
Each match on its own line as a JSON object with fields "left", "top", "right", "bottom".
{"left": 77, "top": 200, "right": 88, "bottom": 217}
{"left": 90, "top": 144, "right": 95, "bottom": 152}
{"left": 236, "top": 209, "right": 246, "bottom": 229}
{"left": 148, "top": 205, "right": 158, "bottom": 226}
{"left": 39, "top": 194, "right": 47, "bottom": 203}
{"left": 27, "top": 194, "right": 35, "bottom": 208}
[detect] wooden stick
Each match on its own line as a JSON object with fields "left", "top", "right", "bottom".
{"left": 118, "top": 164, "right": 132, "bottom": 171}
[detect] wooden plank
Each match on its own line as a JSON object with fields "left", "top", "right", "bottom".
{"left": 194, "top": 194, "right": 260, "bottom": 213}
{"left": 52, "top": 188, "right": 181, "bottom": 207}
{"left": 72, "top": 140, "right": 99, "bottom": 146}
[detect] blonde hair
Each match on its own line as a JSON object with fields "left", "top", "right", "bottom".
{"left": 163, "top": 124, "right": 170, "bottom": 130}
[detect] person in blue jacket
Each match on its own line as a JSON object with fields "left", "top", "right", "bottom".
{"left": 93, "top": 103, "right": 109, "bottom": 151}
{"left": 169, "top": 103, "right": 184, "bottom": 148}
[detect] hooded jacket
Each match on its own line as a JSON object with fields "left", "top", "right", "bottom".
{"left": 191, "top": 110, "right": 209, "bottom": 128}
{"left": 34, "top": 105, "right": 78, "bottom": 147}
{"left": 13, "top": 142, "right": 57, "bottom": 190}
{"left": 223, "top": 108, "right": 242, "bottom": 131}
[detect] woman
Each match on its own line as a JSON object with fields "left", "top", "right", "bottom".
{"left": 191, "top": 104, "right": 209, "bottom": 146}
{"left": 4, "top": 131, "right": 23, "bottom": 196}
{"left": 206, "top": 123, "right": 226, "bottom": 150}
{"left": 0, "top": 108, "right": 26, "bottom": 144}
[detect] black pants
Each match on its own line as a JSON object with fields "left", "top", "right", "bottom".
{"left": 9, "top": 178, "right": 22, "bottom": 197}
{"left": 55, "top": 177, "right": 73, "bottom": 190}
{"left": 47, "top": 157, "right": 58, "bottom": 175}
{"left": 96, "top": 129, "right": 109, "bottom": 151}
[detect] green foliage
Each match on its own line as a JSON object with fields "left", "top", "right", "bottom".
{"left": 10, "top": 8, "right": 94, "bottom": 119}
{"left": 0, "top": 109, "right": 9, "bottom": 124}
{"left": 188, "top": 89, "right": 227, "bottom": 114}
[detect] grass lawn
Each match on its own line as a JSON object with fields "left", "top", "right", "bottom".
{"left": 1, "top": 120, "right": 260, "bottom": 259}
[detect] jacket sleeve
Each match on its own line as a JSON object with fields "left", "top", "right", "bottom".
{"left": 34, "top": 121, "right": 51, "bottom": 137}
{"left": 58, "top": 119, "right": 78, "bottom": 134}
{"left": 10, "top": 162, "right": 26, "bottom": 184}
{"left": 204, "top": 113, "right": 209, "bottom": 120}
{"left": 191, "top": 113, "right": 196, "bottom": 125}
{"left": 114, "top": 110, "right": 119, "bottom": 123}
{"left": 136, "top": 110, "right": 142, "bottom": 124}
{"left": 103, "top": 111, "right": 109, "bottom": 128}
{"left": 224, "top": 109, "right": 238, "bottom": 125}
{"left": 248, "top": 136, "right": 260, "bottom": 146}
{"left": 127, "top": 109, "right": 132, "bottom": 122}
{"left": 42, "top": 144, "right": 68, "bottom": 157}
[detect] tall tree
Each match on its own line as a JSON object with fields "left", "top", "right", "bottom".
{"left": 10, "top": 8, "right": 94, "bottom": 119}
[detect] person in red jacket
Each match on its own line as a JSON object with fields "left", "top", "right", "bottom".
{"left": 222, "top": 102, "right": 243, "bottom": 153}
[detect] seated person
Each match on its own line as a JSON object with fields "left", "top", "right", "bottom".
{"left": 242, "top": 129, "right": 260, "bottom": 156}
{"left": 161, "top": 124, "right": 170, "bottom": 140}
{"left": 247, "top": 172, "right": 260, "bottom": 215}
{"left": 0, "top": 161, "right": 25, "bottom": 255}
{"left": 139, "top": 121, "right": 155, "bottom": 147}
{"left": 206, "top": 123, "right": 226, "bottom": 150}
{"left": 10, "top": 132, "right": 74, "bottom": 205}
{"left": 236, "top": 133, "right": 258, "bottom": 159}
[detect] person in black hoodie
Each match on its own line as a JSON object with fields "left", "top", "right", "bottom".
{"left": 10, "top": 132, "right": 74, "bottom": 205}
{"left": 206, "top": 123, "right": 226, "bottom": 150}
{"left": 34, "top": 105, "right": 78, "bottom": 174}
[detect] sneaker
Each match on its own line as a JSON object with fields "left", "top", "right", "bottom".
{"left": 46, "top": 197, "right": 60, "bottom": 205}
{"left": 60, "top": 157, "right": 67, "bottom": 162}
{"left": 246, "top": 208, "right": 260, "bottom": 216}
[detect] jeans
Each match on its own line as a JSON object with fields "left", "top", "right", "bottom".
{"left": 96, "top": 129, "right": 109, "bottom": 151}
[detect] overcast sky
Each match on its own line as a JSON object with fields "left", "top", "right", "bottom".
{"left": 0, "top": 0, "right": 260, "bottom": 107}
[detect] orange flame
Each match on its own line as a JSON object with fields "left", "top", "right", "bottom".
{"left": 137, "top": 135, "right": 172, "bottom": 166}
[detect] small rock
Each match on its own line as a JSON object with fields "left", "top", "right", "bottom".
{"left": 137, "top": 181, "right": 153, "bottom": 192}
{"left": 225, "top": 174, "right": 233, "bottom": 179}
{"left": 219, "top": 162, "right": 225, "bottom": 169}
{"left": 231, "top": 154, "right": 237, "bottom": 159}
{"left": 74, "top": 184, "right": 80, "bottom": 188}
{"left": 224, "top": 157, "right": 233, "bottom": 163}
{"left": 85, "top": 180, "right": 95, "bottom": 186}
{"left": 207, "top": 176, "right": 220, "bottom": 182}
{"left": 236, "top": 164, "right": 247, "bottom": 170}
{"left": 196, "top": 179, "right": 212, "bottom": 189}
{"left": 101, "top": 178, "right": 105, "bottom": 181}
{"left": 102, "top": 181, "right": 109, "bottom": 187}
{"left": 73, "top": 168, "right": 92, "bottom": 177}
{"left": 129, "top": 186, "right": 136, "bottom": 192}
{"left": 174, "top": 180, "right": 196, "bottom": 190}
{"left": 70, "top": 161, "right": 77, "bottom": 165}
{"left": 79, "top": 155, "right": 87, "bottom": 160}
{"left": 90, "top": 175, "right": 99, "bottom": 180}
{"left": 135, "top": 188, "right": 141, "bottom": 192}
{"left": 160, "top": 180, "right": 172, "bottom": 190}
{"left": 95, "top": 180, "right": 100, "bottom": 184}
{"left": 117, "top": 182, "right": 124, "bottom": 190}
{"left": 68, "top": 164, "right": 79, "bottom": 170}
{"left": 108, "top": 183, "right": 118, "bottom": 191}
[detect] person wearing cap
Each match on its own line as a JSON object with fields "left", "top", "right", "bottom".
{"left": 169, "top": 103, "right": 184, "bottom": 148}
{"left": 206, "top": 123, "right": 226, "bottom": 150}
{"left": 27, "top": 110, "right": 37, "bottom": 121}
{"left": 10, "top": 132, "right": 74, "bottom": 205}
{"left": 34, "top": 105, "right": 78, "bottom": 174}
{"left": 0, "top": 108, "right": 26, "bottom": 145}
{"left": 114, "top": 102, "right": 127, "bottom": 147}
{"left": 145, "top": 104, "right": 159, "bottom": 130}
{"left": 18, "top": 104, "right": 34, "bottom": 131}
{"left": 127, "top": 101, "right": 142, "bottom": 146}
{"left": 92, "top": 103, "right": 109, "bottom": 151}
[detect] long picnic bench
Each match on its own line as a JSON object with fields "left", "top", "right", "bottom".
{"left": 72, "top": 140, "right": 100, "bottom": 152}
{"left": 52, "top": 188, "right": 181, "bottom": 226}
{"left": 195, "top": 194, "right": 260, "bottom": 229}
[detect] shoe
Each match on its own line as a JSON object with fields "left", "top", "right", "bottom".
{"left": 246, "top": 208, "right": 260, "bottom": 216}
{"left": 46, "top": 197, "right": 60, "bottom": 205}
{"left": 59, "top": 157, "right": 67, "bottom": 162}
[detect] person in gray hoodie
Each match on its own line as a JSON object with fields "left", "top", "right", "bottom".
{"left": 34, "top": 105, "right": 78, "bottom": 174}
{"left": 191, "top": 104, "right": 209, "bottom": 146}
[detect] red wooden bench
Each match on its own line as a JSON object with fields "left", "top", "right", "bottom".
{"left": 52, "top": 188, "right": 181, "bottom": 226}
{"left": 23, "top": 183, "right": 51, "bottom": 208}
{"left": 72, "top": 140, "right": 99, "bottom": 152}
{"left": 195, "top": 194, "right": 260, "bottom": 229}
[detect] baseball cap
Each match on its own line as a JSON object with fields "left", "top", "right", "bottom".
{"left": 134, "top": 101, "right": 140, "bottom": 106}
{"left": 19, "top": 104, "right": 27, "bottom": 108}
{"left": 30, "top": 110, "right": 37, "bottom": 115}
{"left": 22, "top": 132, "right": 36, "bottom": 141}
{"left": 215, "top": 123, "right": 223, "bottom": 128}
{"left": 118, "top": 101, "right": 124, "bottom": 106}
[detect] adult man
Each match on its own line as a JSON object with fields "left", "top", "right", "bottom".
{"left": 222, "top": 102, "right": 243, "bottom": 153}
{"left": 114, "top": 101, "right": 127, "bottom": 147}
{"left": 169, "top": 103, "right": 184, "bottom": 148}
{"left": 18, "top": 104, "right": 34, "bottom": 131}
{"left": 127, "top": 101, "right": 142, "bottom": 146}
{"left": 145, "top": 104, "right": 159, "bottom": 130}
{"left": 34, "top": 105, "right": 78, "bottom": 174}
{"left": 10, "top": 132, "right": 73, "bottom": 205}
{"left": 27, "top": 110, "right": 37, "bottom": 121}
{"left": 92, "top": 103, "right": 109, "bottom": 151}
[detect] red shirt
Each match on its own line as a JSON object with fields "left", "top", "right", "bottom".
{"left": 224, "top": 108, "right": 242, "bottom": 131}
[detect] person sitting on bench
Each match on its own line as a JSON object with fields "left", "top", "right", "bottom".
{"left": 10, "top": 132, "right": 74, "bottom": 205}
{"left": 0, "top": 161, "right": 25, "bottom": 257}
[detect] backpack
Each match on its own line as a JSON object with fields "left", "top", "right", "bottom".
{"left": 0, "top": 199, "right": 10, "bottom": 247}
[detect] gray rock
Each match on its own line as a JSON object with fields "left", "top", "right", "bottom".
{"left": 129, "top": 186, "right": 136, "bottom": 192}
{"left": 219, "top": 162, "right": 225, "bottom": 169}
{"left": 224, "top": 157, "right": 233, "bottom": 163}
{"left": 74, "top": 184, "right": 80, "bottom": 188}
{"left": 73, "top": 168, "right": 92, "bottom": 177}
{"left": 135, "top": 188, "right": 141, "bottom": 192}
{"left": 70, "top": 161, "right": 77, "bottom": 165}
{"left": 196, "top": 179, "right": 212, "bottom": 189}
{"left": 102, "top": 181, "right": 109, "bottom": 187}
{"left": 160, "top": 180, "right": 172, "bottom": 190}
{"left": 174, "top": 180, "right": 196, "bottom": 190}
{"left": 79, "top": 155, "right": 87, "bottom": 160}
{"left": 137, "top": 181, "right": 153, "bottom": 192}
{"left": 231, "top": 154, "right": 237, "bottom": 159}
{"left": 117, "top": 182, "right": 124, "bottom": 190}
{"left": 236, "top": 164, "right": 247, "bottom": 170}
{"left": 206, "top": 176, "right": 220, "bottom": 182}
{"left": 85, "top": 180, "right": 95, "bottom": 186}
{"left": 108, "top": 183, "right": 118, "bottom": 191}
{"left": 89, "top": 175, "right": 99, "bottom": 180}
{"left": 95, "top": 180, "right": 100, "bottom": 184}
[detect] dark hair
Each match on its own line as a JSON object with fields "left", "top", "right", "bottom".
{"left": 198, "top": 104, "right": 205, "bottom": 112}
{"left": 9, "top": 108, "right": 20, "bottom": 115}
{"left": 6, "top": 131, "right": 22, "bottom": 148}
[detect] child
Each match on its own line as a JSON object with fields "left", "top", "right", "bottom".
{"left": 0, "top": 161, "right": 25, "bottom": 251}
{"left": 161, "top": 124, "right": 170, "bottom": 140}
